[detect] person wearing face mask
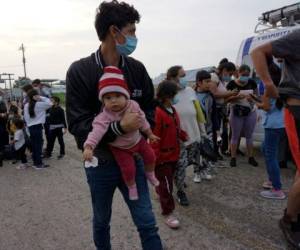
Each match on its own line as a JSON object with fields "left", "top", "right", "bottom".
{"left": 166, "top": 66, "right": 206, "bottom": 205}
{"left": 215, "top": 59, "right": 238, "bottom": 156}
{"left": 226, "top": 64, "right": 259, "bottom": 167}
{"left": 66, "top": 1, "right": 162, "bottom": 249}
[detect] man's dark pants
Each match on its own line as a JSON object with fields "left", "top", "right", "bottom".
{"left": 84, "top": 155, "right": 162, "bottom": 250}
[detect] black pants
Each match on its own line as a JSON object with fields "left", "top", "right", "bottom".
{"left": 29, "top": 124, "right": 43, "bottom": 166}
{"left": 47, "top": 128, "right": 65, "bottom": 156}
{"left": 16, "top": 144, "right": 27, "bottom": 164}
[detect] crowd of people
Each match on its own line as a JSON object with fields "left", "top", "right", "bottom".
{"left": 65, "top": 1, "right": 299, "bottom": 249}
{"left": 1, "top": 0, "right": 299, "bottom": 249}
{"left": 0, "top": 79, "right": 67, "bottom": 170}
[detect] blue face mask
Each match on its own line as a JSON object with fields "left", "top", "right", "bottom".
{"left": 222, "top": 76, "right": 232, "bottom": 82}
{"left": 239, "top": 76, "right": 249, "bottom": 83}
{"left": 116, "top": 35, "right": 138, "bottom": 56}
{"left": 171, "top": 96, "right": 179, "bottom": 105}
{"left": 179, "top": 78, "right": 188, "bottom": 88}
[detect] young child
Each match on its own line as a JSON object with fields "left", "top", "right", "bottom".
{"left": 151, "top": 81, "right": 188, "bottom": 229}
{"left": 11, "top": 118, "right": 28, "bottom": 170}
{"left": 45, "top": 96, "right": 67, "bottom": 159}
{"left": 195, "top": 70, "right": 218, "bottom": 176}
{"left": 83, "top": 66, "right": 160, "bottom": 200}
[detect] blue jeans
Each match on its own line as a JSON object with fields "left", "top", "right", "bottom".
{"left": 263, "top": 128, "right": 285, "bottom": 190}
{"left": 84, "top": 155, "right": 162, "bottom": 250}
{"left": 28, "top": 124, "right": 43, "bottom": 166}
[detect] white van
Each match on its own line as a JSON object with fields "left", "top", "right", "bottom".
{"left": 235, "top": 3, "right": 300, "bottom": 142}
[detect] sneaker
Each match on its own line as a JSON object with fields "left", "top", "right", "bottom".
{"left": 279, "top": 211, "right": 300, "bottom": 249}
{"left": 217, "top": 161, "right": 228, "bottom": 168}
{"left": 200, "top": 170, "right": 212, "bottom": 180}
{"left": 260, "top": 189, "right": 286, "bottom": 200}
{"left": 177, "top": 190, "right": 189, "bottom": 206}
{"left": 164, "top": 214, "right": 180, "bottom": 229}
{"left": 262, "top": 181, "right": 273, "bottom": 189}
{"left": 33, "top": 164, "right": 50, "bottom": 170}
{"left": 57, "top": 154, "right": 65, "bottom": 159}
{"left": 16, "top": 164, "right": 29, "bottom": 170}
{"left": 248, "top": 157, "right": 258, "bottom": 167}
{"left": 193, "top": 173, "right": 201, "bottom": 183}
{"left": 230, "top": 158, "right": 236, "bottom": 167}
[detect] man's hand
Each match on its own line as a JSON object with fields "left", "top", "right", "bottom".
{"left": 120, "top": 109, "right": 142, "bottom": 133}
{"left": 264, "top": 82, "right": 279, "bottom": 98}
{"left": 83, "top": 146, "right": 93, "bottom": 161}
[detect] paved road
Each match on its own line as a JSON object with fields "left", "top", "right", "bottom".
{"left": 0, "top": 134, "right": 295, "bottom": 250}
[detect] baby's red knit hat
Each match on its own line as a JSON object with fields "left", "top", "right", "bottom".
{"left": 98, "top": 66, "right": 130, "bottom": 101}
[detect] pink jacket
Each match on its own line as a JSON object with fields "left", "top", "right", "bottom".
{"left": 84, "top": 100, "right": 150, "bottom": 149}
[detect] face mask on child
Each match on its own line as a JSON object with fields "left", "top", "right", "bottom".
{"left": 179, "top": 78, "right": 188, "bottom": 88}
{"left": 239, "top": 76, "right": 249, "bottom": 85}
{"left": 171, "top": 96, "right": 179, "bottom": 105}
{"left": 222, "top": 76, "right": 232, "bottom": 82}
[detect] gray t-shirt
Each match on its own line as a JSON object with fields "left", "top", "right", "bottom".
{"left": 271, "top": 29, "right": 300, "bottom": 99}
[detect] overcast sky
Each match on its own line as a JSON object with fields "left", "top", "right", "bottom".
{"left": 0, "top": 0, "right": 296, "bottom": 83}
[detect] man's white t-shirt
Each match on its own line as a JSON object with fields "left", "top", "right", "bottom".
{"left": 174, "top": 87, "right": 201, "bottom": 146}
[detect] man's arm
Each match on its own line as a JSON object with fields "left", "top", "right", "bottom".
{"left": 250, "top": 43, "right": 277, "bottom": 97}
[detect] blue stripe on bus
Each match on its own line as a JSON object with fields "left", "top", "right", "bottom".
{"left": 242, "top": 37, "right": 254, "bottom": 58}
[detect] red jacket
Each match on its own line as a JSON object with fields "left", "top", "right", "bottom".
{"left": 151, "top": 105, "right": 188, "bottom": 165}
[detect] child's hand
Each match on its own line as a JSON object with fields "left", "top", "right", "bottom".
{"left": 148, "top": 134, "right": 160, "bottom": 143}
{"left": 63, "top": 128, "right": 67, "bottom": 134}
{"left": 83, "top": 147, "right": 93, "bottom": 161}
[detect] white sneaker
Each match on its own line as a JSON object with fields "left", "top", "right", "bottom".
{"left": 165, "top": 214, "right": 180, "bottom": 229}
{"left": 193, "top": 173, "right": 201, "bottom": 183}
{"left": 200, "top": 170, "right": 212, "bottom": 180}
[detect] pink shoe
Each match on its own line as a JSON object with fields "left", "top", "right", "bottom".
{"left": 145, "top": 172, "right": 160, "bottom": 187}
{"left": 165, "top": 214, "right": 180, "bottom": 229}
{"left": 128, "top": 185, "right": 138, "bottom": 200}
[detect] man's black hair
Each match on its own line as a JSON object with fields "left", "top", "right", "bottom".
{"left": 166, "top": 65, "right": 182, "bottom": 80}
{"left": 239, "top": 64, "right": 251, "bottom": 73}
{"left": 196, "top": 70, "right": 211, "bottom": 82}
{"left": 218, "top": 61, "right": 236, "bottom": 73}
{"left": 52, "top": 96, "right": 60, "bottom": 104}
{"left": 156, "top": 80, "right": 178, "bottom": 101}
{"left": 13, "top": 118, "right": 24, "bottom": 130}
{"left": 22, "top": 84, "right": 33, "bottom": 93}
{"left": 95, "top": 0, "right": 140, "bottom": 41}
{"left": 32, "top": 79, "right": 41, "bottom": 85}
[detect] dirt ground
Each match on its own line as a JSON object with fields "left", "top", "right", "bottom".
{"left": 0, "top": 134, "right": 295, "bottom": 250}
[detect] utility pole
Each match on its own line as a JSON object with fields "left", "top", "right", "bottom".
{"left": 19, "top": 43, "right": 27, "bottom": 78}
{"left": 1, "top": 73, "right": 14, "bottom": 100}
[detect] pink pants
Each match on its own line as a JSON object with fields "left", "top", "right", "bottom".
{"left": 110, "top": 138, "right": 156, "bottom": 186}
